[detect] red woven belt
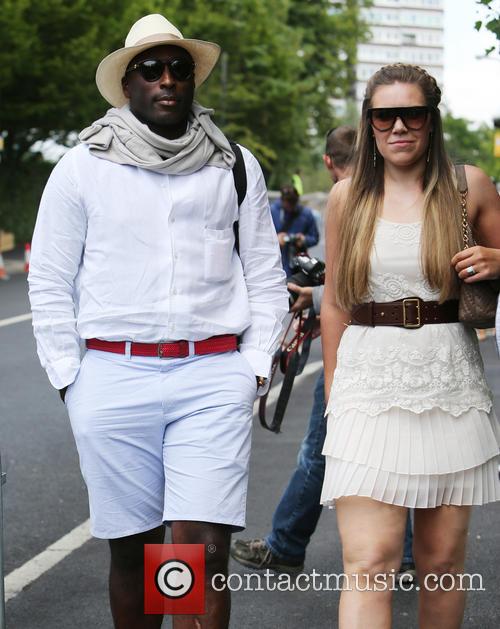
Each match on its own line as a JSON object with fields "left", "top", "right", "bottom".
{"left": 86, "top": 334, "right": 238, "bottom": 358}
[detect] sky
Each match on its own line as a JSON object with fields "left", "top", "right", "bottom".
{"left": 443, "top": 0, "right": 500, "bottom": 125}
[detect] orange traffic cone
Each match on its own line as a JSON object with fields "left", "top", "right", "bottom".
{"left": 0, "top": 252, "right": 9, "bottom": 281}
{"left": 24, "top": 243, "right": 31, "bottom": 273}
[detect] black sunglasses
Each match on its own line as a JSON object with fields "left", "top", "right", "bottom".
{"left": 367, "top": 106, "right": 431, "bottom": 131}
{"left": 125, "top": 58, "right": 195, "bottom": 83}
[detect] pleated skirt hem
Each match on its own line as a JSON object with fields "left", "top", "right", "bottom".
{"left": 321, "top": 455, "right": 500, "bottom": 509}
{"left": 322, "top": 406, "right": 500, "bottom": 476}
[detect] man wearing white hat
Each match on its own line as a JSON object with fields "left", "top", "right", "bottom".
{"left": 28, "top": 13, "right": 288, "bottom": 628}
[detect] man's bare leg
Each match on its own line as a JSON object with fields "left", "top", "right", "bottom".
{"left": 108, "top": 524, "right": 166, "bottom": 629}
{"left": 172, "top": 521, "right": 232, "bottom": 629}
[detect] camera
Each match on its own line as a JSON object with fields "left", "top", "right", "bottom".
{"left": 288, "top": 254, "right": 325, "bottom": 307}
{"left": 283, "top": 234, "right": 300, "bottom": 245}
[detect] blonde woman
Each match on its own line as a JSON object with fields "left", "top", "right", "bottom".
{"left": 320, "top": 63, "right": 500, "bottom": 629}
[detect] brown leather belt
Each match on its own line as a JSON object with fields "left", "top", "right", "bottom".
{"left": 86, "top": 334, "right": 238, "bottom": 358}
{"left": 350, "top": 298, "right": 459, "bottom": 329}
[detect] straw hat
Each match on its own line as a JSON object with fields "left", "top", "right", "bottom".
{"left": 96, "top": 14, "right": 221, "bottom": 107}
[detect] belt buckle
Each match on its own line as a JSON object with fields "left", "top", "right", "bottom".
{"left": 158, "top": 342, "right": 172, "bottom": 359}
{"left": 157, "top": 340, "right": 189, "bottom": 359}
{"left": 402, "top": 298, "right": 421, "bottom": 329}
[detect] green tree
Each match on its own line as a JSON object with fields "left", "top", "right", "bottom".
{"left": 0, "top": 0, "right": 132, "bottom": 166}
{"left": 0, "top": 0, "right": 367, "bottom": 237}
{"left": 0, "top": 0, "right": 366, "bottom": 173}
{"left": 443, "top": 111, "right": 500, "bottom": 182}
{"left": 475, "top": 0, "right": 500, "bottom": 54}
{"left": 0, "top": 0, "right": 168, "bottom": 237}
{"left": 287, "top": 0, "right": 367, "bottom": 137}
{"left": 180, "top": 0, "right": 306, "bottom": 182}
{"left": 178, "top": 0, "right": 367, "bottom": 183}
{"left": 285, "top": 0, "right": 368, "bottom": 189}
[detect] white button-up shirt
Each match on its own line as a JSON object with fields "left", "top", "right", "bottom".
{"left": 28, "top": 143, "right": 288, "bottom": 390}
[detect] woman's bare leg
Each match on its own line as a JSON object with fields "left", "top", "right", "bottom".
{"left": 413, "top": 505, "right": 472, "bottom": 629}
{"left": 336, "top": 496, "right": 408, "bottom": 629}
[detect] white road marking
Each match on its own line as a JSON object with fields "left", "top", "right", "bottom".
{"left": 5, "top": 519, "right": 92, "bottom": 601}
{"left": 0, "top": 313, "right": 32, "bottom": 328}
{"left": 4, "top": 358, "right": 323, "bottom": 602}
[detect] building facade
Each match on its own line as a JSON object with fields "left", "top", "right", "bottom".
{"left": 356, "top": 0, "right": 444, "bottom": 104}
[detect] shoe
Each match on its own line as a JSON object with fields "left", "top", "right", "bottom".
{"left": 230, "top": 538, "right": 304, "bottom": 574}
{"left": 397, "top": 561, "right": 417, "bottom": 586}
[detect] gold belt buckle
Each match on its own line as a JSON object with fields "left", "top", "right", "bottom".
{"left": 402, "top": 298, "right": 421, "bottom": 329}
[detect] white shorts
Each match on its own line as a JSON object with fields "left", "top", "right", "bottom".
{"left": 65, "top": 348, "right": 256, "bottom": 539}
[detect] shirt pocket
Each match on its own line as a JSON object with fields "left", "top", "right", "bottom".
{"left": 204, "top": 227, "right": 234, "bottom": 282}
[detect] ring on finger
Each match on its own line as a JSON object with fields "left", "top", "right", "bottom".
{"left": 466, "top": 265, "right": 476, "bottom": 277}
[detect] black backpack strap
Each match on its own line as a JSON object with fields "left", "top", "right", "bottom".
{"left": 229, "top": 141, "right": 247, "bottom": 206}
{"left": 229, "top": 141, "right": 247, "bottom": 255}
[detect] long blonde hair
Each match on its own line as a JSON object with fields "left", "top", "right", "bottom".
{"left": 336, "top": 64, "right": 462, "bottom": 310}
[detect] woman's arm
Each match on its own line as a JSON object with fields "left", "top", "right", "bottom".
{"left": 320, "top": 180, "right": 352, "bottom": 403}
{"left": 451, "top": 165, "right": 500, "bottom": 282}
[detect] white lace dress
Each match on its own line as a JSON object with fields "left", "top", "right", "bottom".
{"left": 320, "top": 218, "right": 500, "bottom": 508}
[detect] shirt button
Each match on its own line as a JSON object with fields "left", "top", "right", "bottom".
{"left": 170, "top": 217, "right": 175, "bottom": 223}
{"left": 172, "top": 288, "right": 177, "bottom": 295}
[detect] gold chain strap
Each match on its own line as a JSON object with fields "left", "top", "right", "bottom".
{"left": 460, "top": 191, "right": 469, "bottom": 250}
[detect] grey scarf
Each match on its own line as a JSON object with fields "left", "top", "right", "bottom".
{"left": 78, "top": 101, "right": 235, "bottom": 174}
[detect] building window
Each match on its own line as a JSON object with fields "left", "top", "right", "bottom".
{"left": 402, "top": 32, "right": 416, "bottom": 46}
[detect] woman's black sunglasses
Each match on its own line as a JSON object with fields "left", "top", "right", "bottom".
{"left": 125, "top": 58, "right": 195, "bottom": 83}
{"left": 367, "top": 106, "right": 431, "bottom": 131}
